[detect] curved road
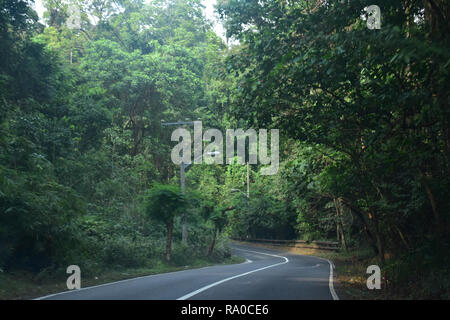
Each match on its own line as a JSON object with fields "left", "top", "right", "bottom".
{"left": 37, "top": 243, "right": 338, "bottom": 300}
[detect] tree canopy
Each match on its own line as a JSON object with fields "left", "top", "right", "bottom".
{"left": 0, "top": 0, "right": 449, "bottom": 299}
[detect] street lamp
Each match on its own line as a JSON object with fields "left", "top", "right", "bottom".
{"left": 183, "top": 151, "right": 220, "bottom": 171}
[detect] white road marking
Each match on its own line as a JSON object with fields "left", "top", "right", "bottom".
{"left": 35, "top": 246, "right": 339, "bottom": 301}
{"left": 235, "top": 246, "right": 339, "bottom": 301}
{"left": 177, "top": 248, "right": 289, "bottom": 300}
{"left": 327, "top": 259, "right": 339, "bottom": 300}
{"left": 34, "top": 267, "right": 198, "bottom": 300}
{"left": 35, "top": 260, "right": 240, "bottom": 300}
{"left": 311, "top": 256, "right": 339, "bottom": 300}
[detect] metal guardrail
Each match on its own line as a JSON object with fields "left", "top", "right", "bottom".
{"left": 232, "top": 238, "right": 340, "bottom": 251}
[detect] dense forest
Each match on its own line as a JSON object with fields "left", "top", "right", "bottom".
{"left": 0, "top": 0, "right": 449, "bottom": 299}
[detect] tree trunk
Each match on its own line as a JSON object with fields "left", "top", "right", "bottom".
{"left": 344, "top": 200, "right": 379, "bottom": 255}
{"left": 422, "top": 175, "right": 444, "bottom": 237}
{"left": 371, "top": 209, "right": 385, "bottom": 264}
{"left": 207, "top": 228, "right": 217, "bottom": 256}
{"left": 404, "top": 0, "right": 413, "bottom": 38}
{"left": 334, "top": 198, "right": 348, "bottom": 251}
{"left": 166, "top": 222, "right": 173, "bottom": 262}
{"left": 393, "top": 224, "right": 410, "bottom": 251}
{"left": 336, "top": 219, "right": 340, "bottom": 243}
{"left": 422, "top": 0, "right": 450, "bottom": 39}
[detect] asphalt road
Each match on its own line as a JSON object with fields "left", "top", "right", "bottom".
{"left": 37, "top": 243, "right": 338, "bottom": 300}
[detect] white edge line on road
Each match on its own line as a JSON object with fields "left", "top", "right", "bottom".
{"left": 34, "top": 256, "right": 252, "bottom": 300}
{"left": 34, "top": 269, "right": 193, "bottom": 300}
{"left": 233, "top": 243, "right": 339, "bottom": 301}
{"left": 327, "top": 259, "right": 339, "bottom": 300}
{"left": 312, "top": 255, "right": 339, "bottom": 300}
{"left": 242, "top": 248, "right": 339, "bottom": 300}
{"left": 177, "top": 248, "right": 289, "bottom": 300}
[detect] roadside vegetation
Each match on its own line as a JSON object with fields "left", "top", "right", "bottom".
{"left": 0, "top": 0, "right": 241, "bottom": 297}
{"left": 0, "top": 253, "right": 244, "bottom": 300}
{"left": 1, "top": 0, "right": 449, "bottom": 300}
{"left": 215, "top": 0, "right": 450, "bottom": 299}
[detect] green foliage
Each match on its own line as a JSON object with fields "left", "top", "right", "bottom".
{"left": 144, "top": 184, "right": 186, "bottom": 226}
{"left": 100, "top": 235, "right": 155, "bottom": 268}
{"left": 1, "top": 0, "right": 449, "bottom": 299}
{"left": 0, "top": 0, "right": 232, "bottom": 274}
{"left": 216, "top": 0, "right": 450, "bottom": 297}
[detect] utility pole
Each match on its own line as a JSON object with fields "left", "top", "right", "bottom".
{"left": 180, "top": 160, "right": 187, "bottom": 242}
{"left": 161, "top": 120, "right": 219, "bottom": 244}
{"left": 247, "top": 161, "right": 250, "bottom": 199}
{"left": 161, "top": 120, "right": 195, "bottom": 244}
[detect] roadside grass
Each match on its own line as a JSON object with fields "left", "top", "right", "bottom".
{"left": 0, "top": 255, "right": 245, "bottom": 300}
{"left": 316, "top": 249, "right": 388, "bottom": 300}
{"left": 306, "top": 249, "right": 450, "bottom": 300}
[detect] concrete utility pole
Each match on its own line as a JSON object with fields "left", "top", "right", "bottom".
{"left": 180, "top": 160, "right": 186, "bottom": 241}
{"left": 161, "top": 120, "right": 219, "bottom": 244}
{"left": 161, "top": 120, "right": 195, "bottom": 244}
{"left": 247, "top": 161, "right": 250, "bottom": 199}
